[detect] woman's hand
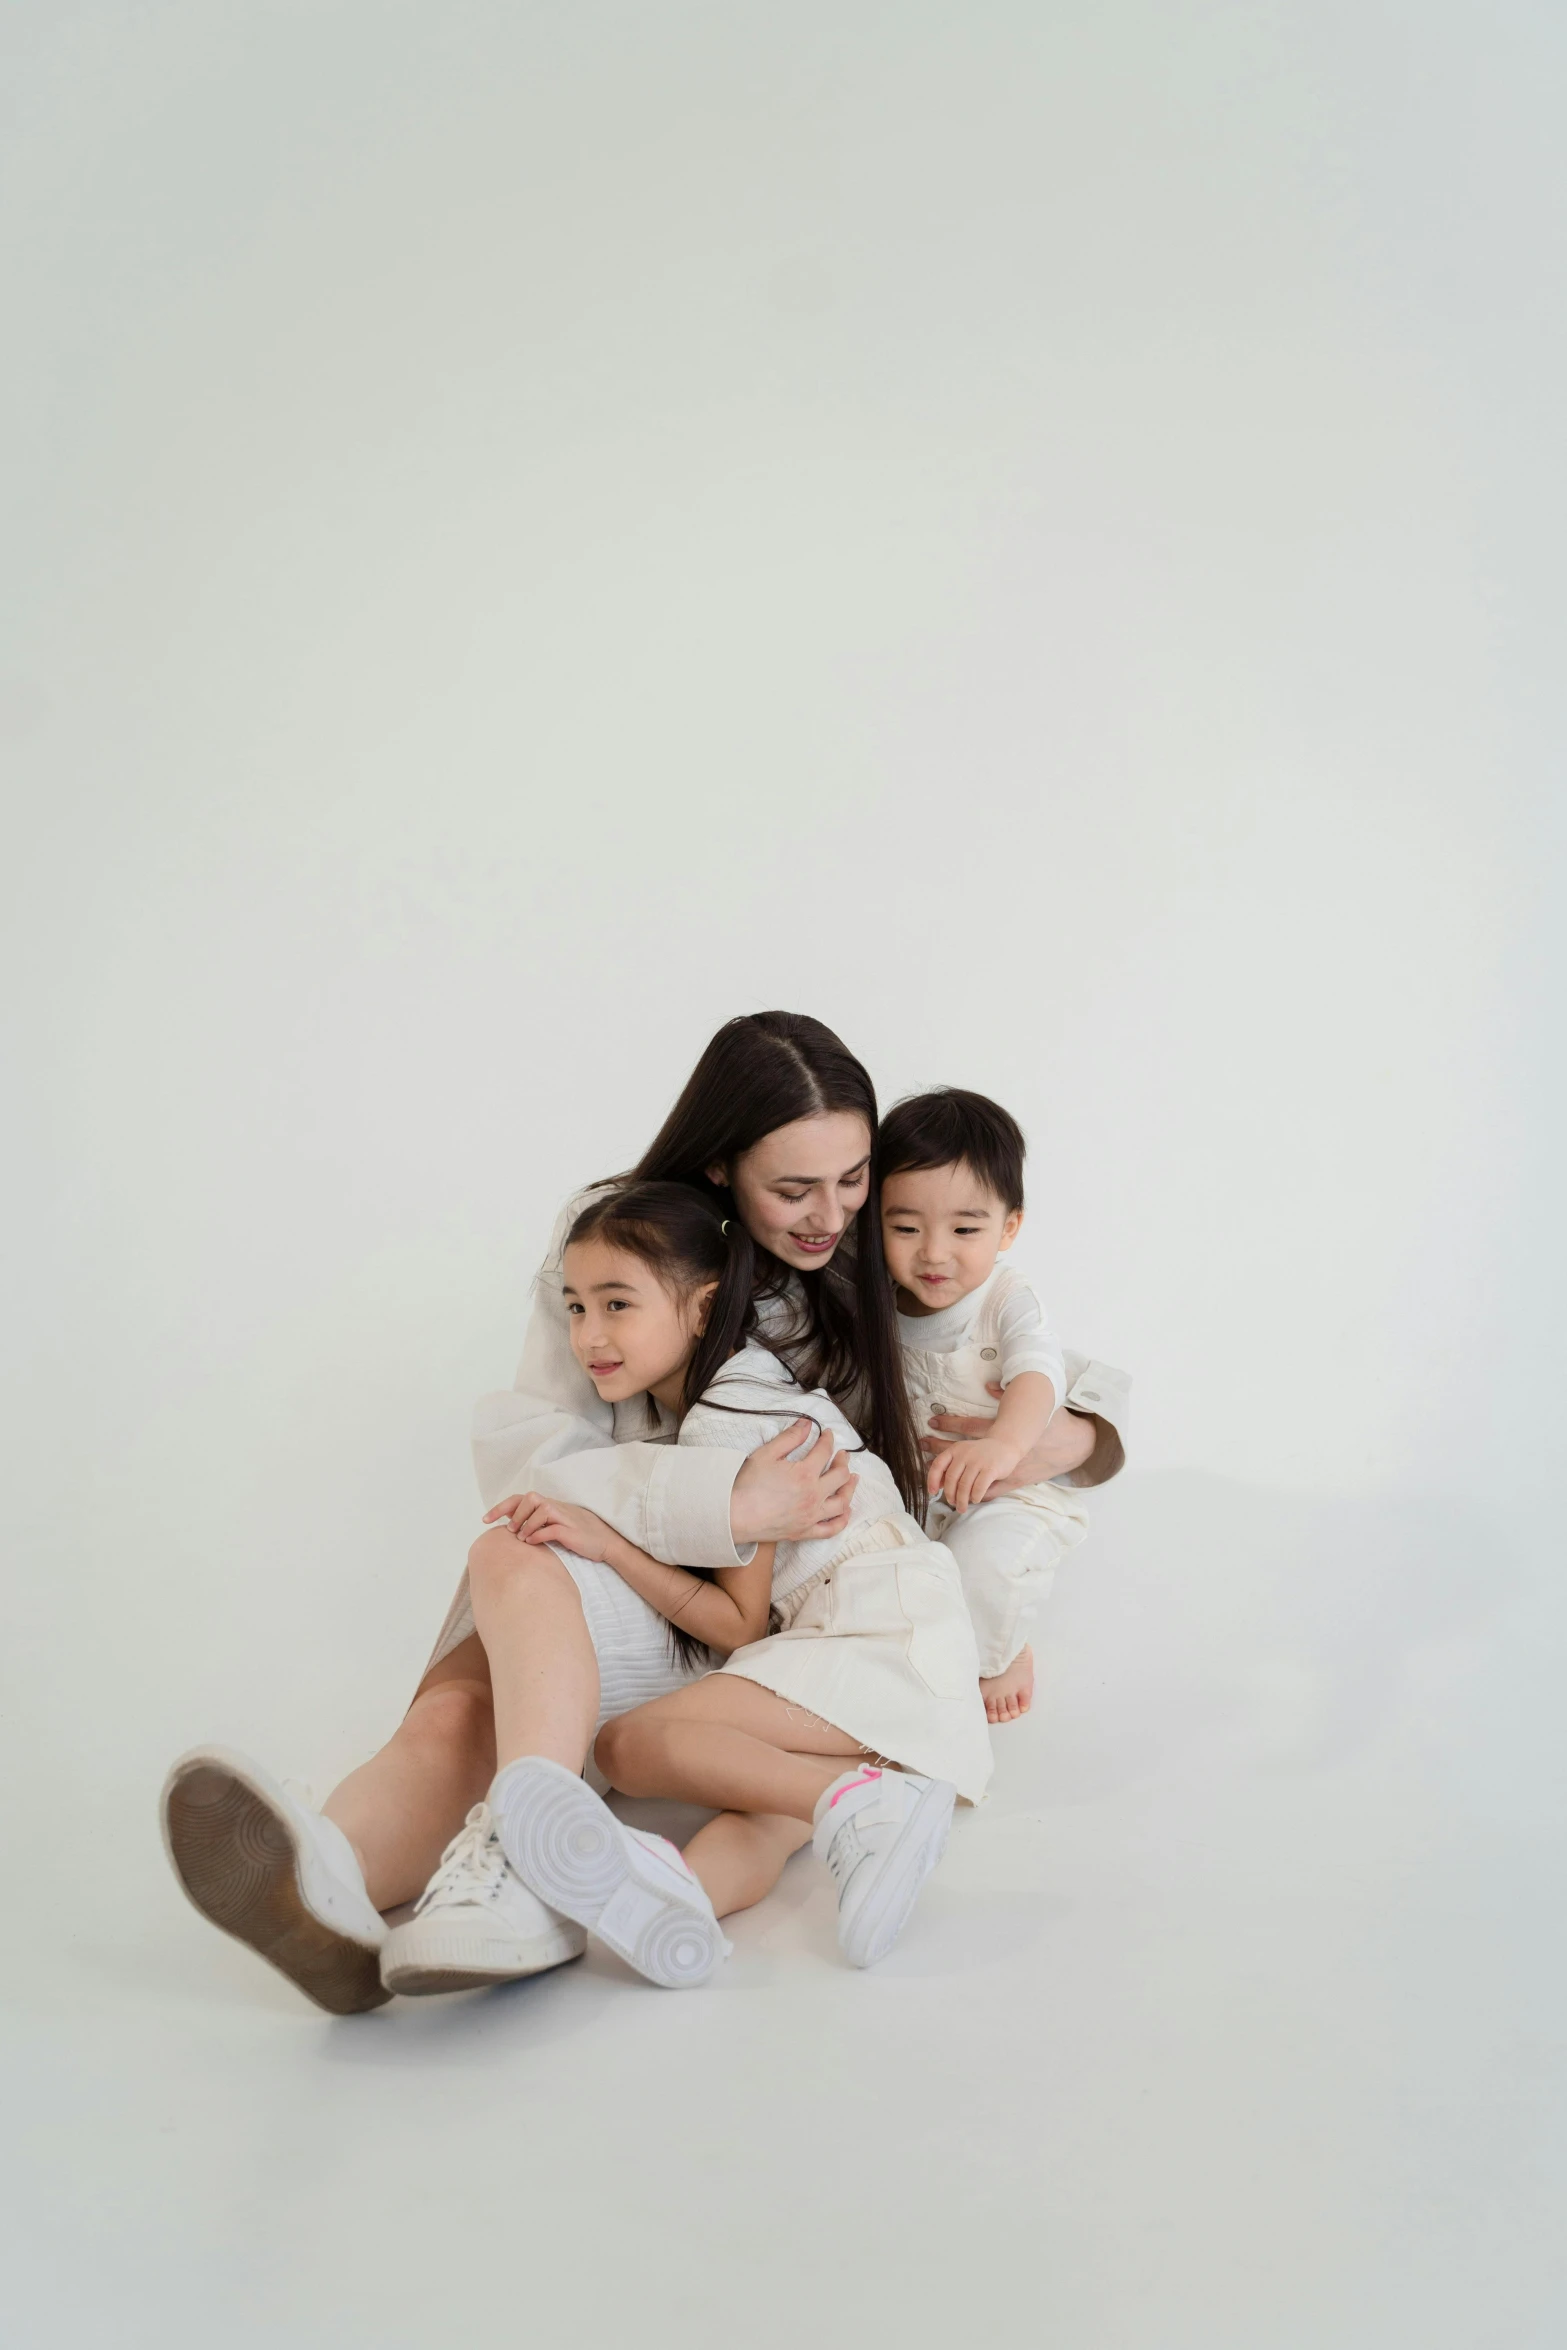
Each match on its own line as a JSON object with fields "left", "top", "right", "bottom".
{"left": 731, "top": 1421, "right": 858, "bottom": 1547}
{"left": 920, "top": 1390, "right": 1098, "bottom": 1489}
{"left": 482, "top": 1492, "right": 617, "bottom": 1562}
{"left": 924, "top": 1435, "right": 1022, "bottom": 1514}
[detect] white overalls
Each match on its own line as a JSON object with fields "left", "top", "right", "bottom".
{"left": 899, "top": 1265, "right": 1127, "bottom": 1679}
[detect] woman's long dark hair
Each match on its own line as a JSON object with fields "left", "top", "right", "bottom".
{"left": 619, "top": 1011, "right": 925, "bottom": 1521}
{"left": 566, "top": 1182, "right": 762, "bottom": 1666}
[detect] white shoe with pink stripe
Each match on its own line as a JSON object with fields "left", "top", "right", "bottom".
{"left": 812, "top": 1766, "right": 956, "bottom": 1968}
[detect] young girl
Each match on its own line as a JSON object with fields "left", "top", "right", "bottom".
{"left": 477, "top": 1181, "right": 991, "bottom": 1984}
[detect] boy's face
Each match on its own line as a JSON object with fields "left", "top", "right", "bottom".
{"left": 879, "top": 1162, "right": 1023, "bottom": 1317}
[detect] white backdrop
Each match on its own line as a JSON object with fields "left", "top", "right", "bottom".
{"left": 4, "top": 8, "right": 1563, "bottom": 2347}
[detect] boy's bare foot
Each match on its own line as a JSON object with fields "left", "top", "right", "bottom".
{"left": 979, "top": 1647, "right": 1035, "bottom": 1725}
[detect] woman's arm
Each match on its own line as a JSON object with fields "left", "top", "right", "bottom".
{"left": 488, "top": 1494, "right": 774, "bottom": 1657}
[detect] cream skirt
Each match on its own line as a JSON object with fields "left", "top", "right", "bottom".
{"left": 718, "top": 1518, "right": 993, "bottom": 1804}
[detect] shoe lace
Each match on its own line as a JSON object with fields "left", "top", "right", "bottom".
{"left": 413, "top": 1803, "right": 507, "bottom": 1915}
{"left": 822, "top": 1819, "right": 865, "bottom": 1893}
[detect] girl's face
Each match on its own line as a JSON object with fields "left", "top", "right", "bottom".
{"left": 710, "top": 1111, "right": 873, "bottom": 1273}
{"left": 562, "top": 1236, "right": 713, "bottom": 1412}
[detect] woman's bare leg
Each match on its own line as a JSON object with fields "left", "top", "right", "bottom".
{"left": 322, "top": 1635, "right": 496, "bottom": 1910}
{"left": 323, "top": 1532, "right": 597, "bottom": 1911}
{"left": 680, "top": 1811, "right": 813, "bottom": 1919}
{"left": 596, "top": 1674, "right": 867, "bottom": 1828}
{"left": 466, "top": 1527, "right": 599, "bottom": 1770}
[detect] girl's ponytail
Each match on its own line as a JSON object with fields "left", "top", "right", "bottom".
{"left": 683, "top": 1218, "right": 757, "bottom": 1414}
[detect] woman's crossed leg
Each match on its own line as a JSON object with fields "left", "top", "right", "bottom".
{"left": 161, "top": 1529, "right": 605, "bottom": 2009}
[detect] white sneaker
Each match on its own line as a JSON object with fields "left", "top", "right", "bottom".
{"left": 160, "top": 1744, "right": 389, "bottom": 2014}
{"left": 380, "top": 1803, "right": 586, "bottom": 1995}
{"left": 491, "top": 1756, "right": 730, "bottom": 1990}
{"left": 812, "top": 1766, "right": 956, "bottom": 1968}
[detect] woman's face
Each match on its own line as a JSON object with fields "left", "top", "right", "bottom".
{"left": 711, "top": 1111, "right": 873, "bottom": 1273}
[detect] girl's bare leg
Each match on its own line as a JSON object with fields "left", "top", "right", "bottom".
{"left": 322, "top": 1635, "right": 497, "bottom": 1910}
{"left": 680, "top": 1810, "right": 813, "bottom": 1919}
{"left": 466, "top": 1527, "right": 599, "bottom": 1771}
{"left": 596, "top": 1674, "right": 867, "bottom": 1829}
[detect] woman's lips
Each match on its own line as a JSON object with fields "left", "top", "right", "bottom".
{"left": 790, "top": 1231, "right": 837, "bottom": 1254}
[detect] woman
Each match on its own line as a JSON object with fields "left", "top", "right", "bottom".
{"left": 161, "top": 1013, "right": 1122, "bottom": 2011}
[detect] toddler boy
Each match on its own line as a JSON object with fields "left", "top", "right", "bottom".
{"left": 878, "top": 1088, "right": 1120, "bottom": 1722}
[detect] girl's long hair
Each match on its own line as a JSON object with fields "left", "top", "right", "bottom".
{"left": 565, "top": 1182, "right": 762, "bottom": 1667}
{"left": 620, "top": 1011, "right": 924, "bottom": 1520}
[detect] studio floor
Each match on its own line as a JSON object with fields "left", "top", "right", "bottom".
{"left": 5, "top": 1472, "right": 1561, "bottom": 2348}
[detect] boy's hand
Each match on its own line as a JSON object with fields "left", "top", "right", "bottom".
{"left": 919, "top": 1380, "right": 1005, "bottom": 1456}
{"left": 922, "top": 1391, "right": 1098, "bottom": 1487}
{"left": 483, "top": 1492, "right": 616, "bottom": 1561}
{"left": 925, "top": 1436, "right": 1022, "bottom": 1514}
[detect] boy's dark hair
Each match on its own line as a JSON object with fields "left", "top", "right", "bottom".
{"left": 876, "top": 1088, "right": 1027, "bottom": 1214}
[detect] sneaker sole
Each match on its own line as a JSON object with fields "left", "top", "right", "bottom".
{"left": 493, "top": 1763, "right": 724, "bottom": 1990}
{"left": 839, "top": 1776, "right": 957, "bottom": 1969}
{"left": 161, "top": 1753, "right": 391, "bottom": 2016}
{"left": 380, "top": 1919, "right": 586, "bottom": 1997}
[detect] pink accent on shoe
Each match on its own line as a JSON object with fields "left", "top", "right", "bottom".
{"left": 828, "top": 1769, "right": 883, "bottom": 1809}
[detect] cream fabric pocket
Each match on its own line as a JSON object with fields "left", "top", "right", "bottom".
{"left": 894, "top": 1550, "right": 982, "bottom": 1700}
{"left": 823, "top": 1552, "right": 911, "bottom": 1643}
{"left": 812, "top": 1542, "right": 979, "bottom": 1702}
